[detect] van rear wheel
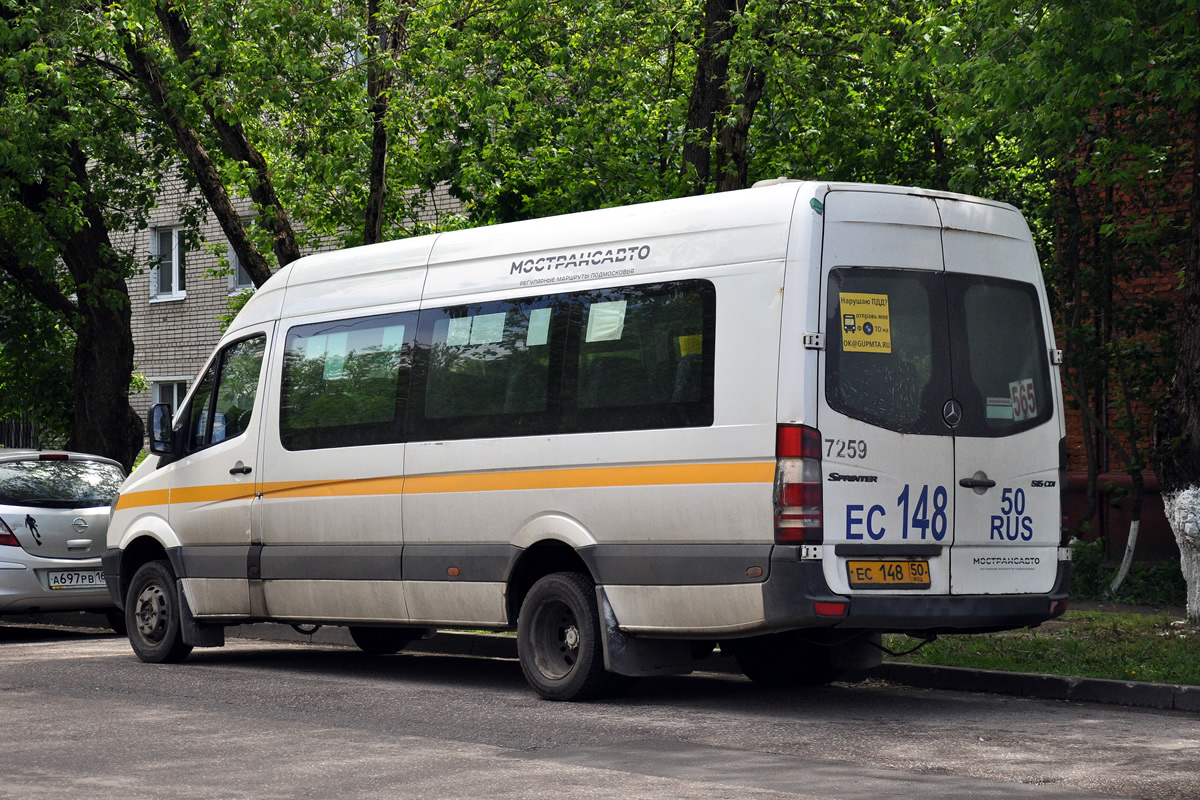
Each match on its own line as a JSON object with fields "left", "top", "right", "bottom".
{"left": 125, "top": 559, "right": 193, "bottom": 663}
{"left": 517, "top": 572, "right": 610, "bottom": 701}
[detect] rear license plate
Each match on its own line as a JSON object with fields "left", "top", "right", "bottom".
{"left": 847, "top": 559, "right": 930, "bottom": 589}
{"left": 47, "top": 570, "right": 105, "bottom": 590}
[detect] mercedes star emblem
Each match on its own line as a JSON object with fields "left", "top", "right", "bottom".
{"left": 942, "top": 399, "right": 963, "bottom": 427}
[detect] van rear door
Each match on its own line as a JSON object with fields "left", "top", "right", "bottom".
{"left": 816, "top": 188, "right": 1060, "bottom": 601}
{"left": 939, "top": 199, "right": 1061, "bottom": 595}
{"left": 817, "top": 191, "right": 954, "bottom": 598}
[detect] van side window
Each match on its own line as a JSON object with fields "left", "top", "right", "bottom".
{"left": 408, "top": 280, "right": 715, "bottom": 441}
{"left": 182, "top": 334, "right": 266, "bottom": 452}
{"left": 413, "top": 298, "right": 562, "bottom": 440}
{"left": 567, "top": 281, "right": 715, "bottom": 433}
{"left": 279, "top": 312, "right": 416, "bottom": 450}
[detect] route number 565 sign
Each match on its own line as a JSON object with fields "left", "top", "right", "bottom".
{"left": 1009, "top": 378, "right": 1036, "bottom": 422}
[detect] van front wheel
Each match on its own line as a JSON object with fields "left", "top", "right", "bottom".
{"left": 517, "top": 572, "right": 609, "bottom": 701}
{"left": 125, "top": 560, "right": 193, "bottom": 663}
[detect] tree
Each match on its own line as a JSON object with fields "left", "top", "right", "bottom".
{"left": 911, "top": 0, "right": 1197, "bottom": 617}
{"left": 1152, "top": 8, "right": 1200, "bottom": 623}
{"left": 1, "top": 0, "right": 161, "bottom": 469}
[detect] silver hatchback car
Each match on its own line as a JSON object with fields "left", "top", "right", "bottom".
{"left": 0, "top": 450, "right": 125, "bottom": 621}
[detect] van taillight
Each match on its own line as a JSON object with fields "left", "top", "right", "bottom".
{"left": 775, "top": 424, "right": 822, "bottom": 544}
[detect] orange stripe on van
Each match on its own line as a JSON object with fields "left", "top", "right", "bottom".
{"left": 170, "top": 484, "right": 258, "bottom": 504}
{"left": 114, "top": 462, "right": 774, "bottom": 508}
{"left": 404, "top": 461, "right": 774, "bottom": 495}
{"left": 114, "top": 489, "right": 171, "bottom": 511}
{"left": 261, "top": 476, "right": 406, "bottom": 499}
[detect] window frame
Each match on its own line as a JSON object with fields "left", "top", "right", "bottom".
{"left": 149, "top": 226, "right": 188, "bottom": 302}
{"left": 407, "top": 279, "right": 716, "bottom": 443}
{"left": 278, "top": 311, "right": 418, "bottom": 451}
{"left": 176, "top": 333, "right": 266, "bottom": 456}
{"left": 151, "top": 378, "right": 191, "bottom": 416}
{"left": 228, "top": 244, "right": 255, "bottom": 294}
{"left": 824, "top": 267, "right": 1053, "bottom": 438}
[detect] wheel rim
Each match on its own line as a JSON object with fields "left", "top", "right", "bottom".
{"left": 134, "top": 582, "right": 170, "bottom": 643}
{"left": 529, "top": 598, "right": 580, "bottom": 681}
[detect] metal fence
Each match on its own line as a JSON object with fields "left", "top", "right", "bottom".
{"left": 0, "top": 418, "right": 47, "bottom": 450}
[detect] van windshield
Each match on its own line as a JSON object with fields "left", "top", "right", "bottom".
{"left": 825, "top": 268, "right": 1052, "bottom": 438}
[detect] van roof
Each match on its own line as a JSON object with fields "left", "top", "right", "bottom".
{"left": 230, "top": 181, "right": 1022, "bottom": 332}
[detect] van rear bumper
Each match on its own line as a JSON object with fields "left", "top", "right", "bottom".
{"left": 763, "top": 546, "right": 1071, "bottom": 635}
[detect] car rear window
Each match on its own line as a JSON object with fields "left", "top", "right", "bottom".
{"left": 0, "top": 459, "right": 125, "bottom": 508}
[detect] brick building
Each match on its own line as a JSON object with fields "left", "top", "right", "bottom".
{"left": 124, "top": 180, "right": 457, "bottom": 423}
{"left": 1059, "top": 141, "right": 1193, "bottom": 561}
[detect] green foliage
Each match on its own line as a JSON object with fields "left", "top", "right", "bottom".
{"left": 1069, "top": 538, "right": 1187, "bottom": 606}
{"left": 0, "top": 288, "right": 73, "bottom": 443}
{"left": 887, "top": 609, "right": 1200, "bottom": 685}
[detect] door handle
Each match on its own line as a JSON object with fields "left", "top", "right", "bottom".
{"left": 229, "top": 465, "right": 253, "bottom": 475}
{"left": 959, "top": 477, "right": 995, "bottom": 489}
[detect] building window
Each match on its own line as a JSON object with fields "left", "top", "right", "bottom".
{"left": 228, "top": 244, "right": 255, "bottom": 293}
{"left": 153, "top": 380, "right": 190, "bottom": 415}
{"left": 151, "top": 227, "right": 187, "bottom": 300}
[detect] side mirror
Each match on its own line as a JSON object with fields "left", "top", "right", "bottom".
{"left": 149, "top": 403, "right": 176, "bottom": 456}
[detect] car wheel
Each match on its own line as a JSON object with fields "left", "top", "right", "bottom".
{"left": 517, "top": 572, "right": 611, "bottom": 701}
{"left": 348, "top": 626, "right": 421, "bottom": 655}
{"left": 125, "top": 560, "right": 193, "bottom": 663}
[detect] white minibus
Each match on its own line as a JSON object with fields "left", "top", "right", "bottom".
{"left": 105, "top": 180, "right": 1069, "bottom": 700}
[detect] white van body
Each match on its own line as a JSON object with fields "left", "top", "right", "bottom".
{"left": 106, "top": 181, "right": 1069, "bottom": 699}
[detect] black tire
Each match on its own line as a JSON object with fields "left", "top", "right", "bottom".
{"left": 125, "top": 560, "right": 193, "bottom": 663}
{"left": 517, "top": 572, "right": 611, "bottom": 701}
{"left": 348, "top": 626, "right": 421, "bottom": 655}
{"left": 729, "top": 631, "right": 840, "bottom": 687}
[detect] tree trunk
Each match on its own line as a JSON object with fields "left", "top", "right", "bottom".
{"left": 59, "top": 142, "right": 144, "bottom": 470}
{"left": 364, "top": 0, "right": 415, "bottom": 245}
{"left": 1154, "top": 106, "right": 1200, "bottom": 625}
{"left": 714, "top": 65, "right": 766, "bottom": 193}
{"left": 680, "top": 0, "right": 737, "bottom": 194}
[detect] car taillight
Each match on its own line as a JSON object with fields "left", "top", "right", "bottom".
{"left": 774, "top": 424, "right": 822, "bottom": 544}
{"left": 0, "top": 516, "right": 18, "bottom": 547}
{"left": 38, "top": 453, "right": 68, "bottom": 461}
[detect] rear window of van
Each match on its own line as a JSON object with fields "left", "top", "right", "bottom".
{"left": 826, "top": 268, "right": 1052, "bottom": 437}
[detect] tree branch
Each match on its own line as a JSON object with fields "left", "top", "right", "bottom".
{"left": 0, "top": 246, "right": 79, "bottom": 320}
{"left": 120, "top": 33, "right": 275, "bottom": 288}
{"left": 152, "top": 0, "right": 302, "bottom": 268}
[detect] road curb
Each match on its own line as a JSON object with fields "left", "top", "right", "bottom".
{"left": 14, "top": 613, "right": 1197, "bottom": 712}
{"left": 874, "top": 662, "right": 1200, "bottom": 712}
{"left": 228, "top": 623, "right": 1199, "bottom": 712}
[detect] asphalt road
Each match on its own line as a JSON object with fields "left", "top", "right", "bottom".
{"left": 2, "top": 622, "right": 1198, "bottom": 799}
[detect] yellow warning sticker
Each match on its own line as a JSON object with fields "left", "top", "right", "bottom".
{"left": 839, "top": 293, "right": 892, "bottom": 353}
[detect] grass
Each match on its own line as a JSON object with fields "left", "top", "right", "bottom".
{"left": 883, "top": 609, "right": 1200, "bottom": 686}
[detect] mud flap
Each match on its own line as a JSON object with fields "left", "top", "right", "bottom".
{"left": 597, "top": 587, "right": 693, "bottom": 677}
{"left": 177, "top": 580, "right": 225, "bottom": 648}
